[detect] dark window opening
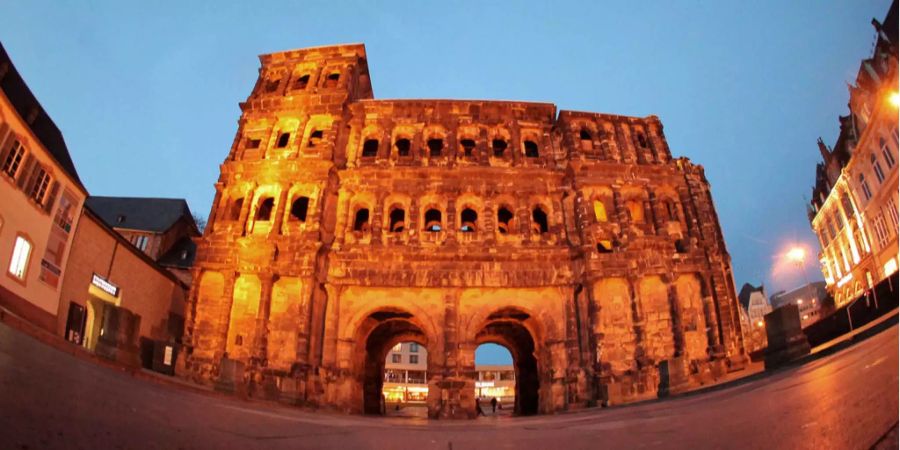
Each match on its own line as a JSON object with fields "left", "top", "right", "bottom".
{"left": 597, "top": 240, "right": 613, "bottom": 253}
{"left": 323, "top": 72, "right": 340, "bottom": 88}
{"left": 580, "top": 129, "right": 592, "bottom": 140}
{"left": 460, "top": 139, "right": 476, "bottom": 157}
{"left": 353, "top": 208, "right": 370, "bottom": 232}
{"left": 424, "top": 209, "right": 442, "bottom": 232}
{"left": 524, "top": 140, "right": 539, "bottom": 158}
{"left": 256, "top": 197, "right": 275, "bottom": 221}
{"left": 294, "top": 74, "right": 310, "bottom": 90}
{"left": 532, "top": 207, "right": 549, "bottom": 234}
{"left": 395, "top": 138, "right": 411, "bottom": 157}
{"left": 675, "top": 239, "right": 689, "bottom": 254}
{"left": 389, "top": 208, "right": 405, "bottom": 232}
{"left": 428, "top": 139, "right": 444, "bottom": 157}
{"left": 246, "top": 138, "right": 261, "bottom": 149}
{"left": 291, "top": 197, "right": 309, "bottom": 222}
{"left": 229, "top": 198, "right": 244, "bottom": 221}
{"left": 362, "top": 139, "right": 379, "bottom": 157}
{"left": 636, "top": 133, "right": 647, "bottom": 148}
{"left": 460, "top": 208, "right": 477, "bottom": 232}
{"left": 265, "top": 79, "right": 280, "bottom": 92}
{"left": 308, "top": 130, "right": 323, "bottom": 147}
{"left": 492, "top": 139, "right": 508, "bottom": 157}
{"left": 276, "top": 133, "right": 290, "bottom": 148}
{"left": 497, "top": 207, "right": 514, "bottom": 234}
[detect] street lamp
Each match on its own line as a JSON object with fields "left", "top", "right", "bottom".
{"left": 890, "top": 91, "right": 900, "bottom": 108}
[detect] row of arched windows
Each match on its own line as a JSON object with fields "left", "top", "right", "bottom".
{"left": 347, "top": 202, "right": 552, "bottom": 236}
{"left": 259, "top": 67, "right": 343, "bottom": 95}
{"left": 356, "top": 135, "right": 543, "bottom": 161}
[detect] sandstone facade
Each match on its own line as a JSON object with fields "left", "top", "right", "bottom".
{"left": 182, "top": 43, "right": 747, "bottom": 418}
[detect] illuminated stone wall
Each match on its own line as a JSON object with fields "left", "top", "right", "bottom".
{"left": 181, "top": 43, "right": 747, "bottom": 418}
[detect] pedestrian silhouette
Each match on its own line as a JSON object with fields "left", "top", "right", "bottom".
{"left": 491, "top": 397, "right": 498, "bottom": 413}
{"left": 475, "top": 397, "right": 486, "bottom": 416}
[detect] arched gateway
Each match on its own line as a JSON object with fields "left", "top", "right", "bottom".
{"left": 180, "top": 44, "right": 748, "bottom": 419}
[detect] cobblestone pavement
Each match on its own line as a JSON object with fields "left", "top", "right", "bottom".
{"left": 1, "top": 322, "right": 897, "bottom": 450}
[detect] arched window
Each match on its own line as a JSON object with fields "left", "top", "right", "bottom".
{"left": 290, "top": 197, "right": 309, "bottom": 222}
{"left": 460, "top": 139, "right": 476, "bottom": 157}
{"left": 636, "top": 133, "right": 648, "bottom": 148}
{"left": 460, "top": 208, "right": 478, "bottom": 232}
{"left": 276, "top": 132, "right": 290, "bottom": 148}
{"left": 323, "top": 72, "right": 340, "bottom": 88}
{"left": 256, "top": 197, "right": 275, "bottom": 221}
{"left": 625, "top": 200, "right": 644, "bottom": 223}
{"left": 597, "top": 240, "right": 613, "bottom": 253}
{"left": 424, "top": 209, "right": 442, "bottom": 232}
{"left": 353, "top": 208, "right": 370, "bottom": 232}
{"left": 531, "top": 207, "right": 549, "bottom": 234}
{"left": 859, "top": 173, "right": 873, "bottom": 200}
{"left": 593, "top": 200, "right": 608, "bottom": 222}
{"left": 492, "top": 139, "right": 508, "bottom": 157}
{"left": 294, "top": 74, "right": 310, "bottom": 90}
{"left": 362, "top": 139, "right": 379, "bottom": 158}
{"left": 872, "top": 154, "right": 886, "bottom": 183}
{"left": 580, "top": 129, "right": 592, "bottom": 141}
{"left": 265, "top": 78, "right": 280, "bottom": 92}
{"left": 524, "top": 140, "right": 539, "bottom": 158}
{"left": 428, "top": 138, "right": 444, "bottom": 157}
{"left": 229, "top": 198, "right": 244, "bottom": 221}
{"left": 497, "top": 207, "right": 514, "bottom": 234}
{"left": 395, "top": 138, "right": 411, "bottom": 157}
{"left": 882, "top": 138, "right": 896, "bottom": 168}
{"left": 389, "top": 208, "right": 405, "bottom": 232}
{"left": 308, "top": 130, "right": 323, "bottom": 147}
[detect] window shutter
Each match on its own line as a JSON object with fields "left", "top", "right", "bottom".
{"left": 15, "top": 153, "right": 35, "bottom": 188}
{"left": 0, "top": 123, "right": 11, "bottom": 163}
{"left": 43, "top": 180, "right": 60, "bottom": 212}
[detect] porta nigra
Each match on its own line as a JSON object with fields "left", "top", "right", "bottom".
{"left": 181, "top": 43, "right": 747, "bottom": 419}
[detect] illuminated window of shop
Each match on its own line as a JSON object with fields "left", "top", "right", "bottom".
{"left": 8, "top": 236, "right": 32, "bottom": 280}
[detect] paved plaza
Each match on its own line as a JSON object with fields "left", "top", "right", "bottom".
{"left": 1, "top": 321, "right": 897, "bottom": 449}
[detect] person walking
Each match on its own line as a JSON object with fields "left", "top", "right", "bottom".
{"left": 475, "top": 397, "right": 486, "bottom": 417}
{"left": 491, "top": 397, "right": 498, "bottom": 413}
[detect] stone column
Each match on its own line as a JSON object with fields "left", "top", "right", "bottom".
{"left": 700, "top": 274, "right": 723, "bottom": 354}
{"left": 238, "top": 186, "right": 255, "bottom": 236}
{"left": 445, "top": 198, "right": 457, "bottom": 243}
{"left": 207, "top": 184, "right": 224, "bottom": 234}
{"left": 271, "top": 189, "right": 289, "bottom": 236}
{"left": 252, "top": 273, "right": 276, "bottom": 365}
{"left": 216, "top": 271, "right": 238, "bottom": 360}
{"left": 647, "top": 190, "right": 664, "bottom": 236}
{"left": 371, "top": 192, "right": 387, "bottom": 244}
{"left": 664, "top": 276, "right": 685, "bottom": 357}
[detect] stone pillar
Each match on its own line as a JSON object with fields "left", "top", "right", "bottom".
{"left": 207, "top": 184, "right": 224, "bottom": 234}
{"left": 216, "top": 271, "right": 238, "bottom": 360}
{"left": 700, "top": 274, "right": 723, "bottom": 354}
{"left": 647, "top": 190, "right": 664, "bottom": 236}
{"left": 445, "top": 198, "right": 457, "bottom": 243}
{"left": 252, "top": 273, "right": 276, "bottom": 365}
{"left": 371, "top": 192, "right": 387, "bottom": 244}
{"left": 271, "top": 189, "right": 289, "bottom": 236}
{"left": 665, "top": 276, "right": 685, "bottom": 357}
{"left": 238, "top": 187, "right": 255, "bottom": 236}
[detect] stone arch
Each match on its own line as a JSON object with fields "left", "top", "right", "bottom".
{"left": 347, "top": 192, "right": 375, "bottom": 238}
{"left": 267, "top": 277, "right": 305, "bottom": 372}
{"left": 471, "top": 306, "right": 545, "bottom": 416}
{"left": 419, "top": 193, "right": 445, "bottom": 233}
{"left": 225, "top": 274, "right": 261, "bottom": 361}
{"left": 358, "top": 124, "right": 384, "bottom": 161}
{"left": 675, "top": 274, "right": 709, "bottom": 362}
{"left": 302, "top": 115, "right": 334, "bottom": 151}
{"left": 638, "top": 275, "right": 674, "bottom": 363}
{"left": 529, "top": 196, "right": 553, "bottom": 235}
{"left": 592, "top": 278, "right": 636, "bottom": 376}
{"left": 621, "top": 186, "right": 649, "bottom": 224}
{"left": 247, "top": 185, "right": 282, "bottom": 235}
{"left": 390, "top": 125, "right": 417, "bottom": 159}
{"left": 457, "top": 125, "right": 480, "bottom": 159}
{"left": 383, "top": 193, "right": 411, "bottom": 234}
{"left": 488, "top": 127, "right": 511, "bottom": 159}
{"left": 192, "top": 271, "right": 225, "bottom": 360}
{"left": 521, "top": 129, "right": 542, "bottom": 159}
{"left": 456, "top": 194, "right": 484, "bottom": 234}
{"left": 282, "top": 183, "right": 320, "bottom": 235}
{"left": 266, "top": 116, "right": 301, "bottom": 158}
{"left": 423, "top": 125, "right": 448, "bottom": 158}
{"left": 494, "top": 194, "right": 519, "bottom": 236}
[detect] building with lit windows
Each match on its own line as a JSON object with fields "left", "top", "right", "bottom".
{"left": 0, "top": 42, "right": 88, "bottom": 332}
{"left": 809, "top": 1, "right": 899, "bottom": 306}
{"left": 737, "top": 283, "right": 770, "bottom": 351}
{"left": 383, "top": 343, "right": 516, "bottom": 406}
{"left": 771, "top": 282, "right": 828, "bottom": 328}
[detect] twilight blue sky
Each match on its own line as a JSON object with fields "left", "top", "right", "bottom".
{"left": 2, "top": 1, "right": 892, "bottom": 365}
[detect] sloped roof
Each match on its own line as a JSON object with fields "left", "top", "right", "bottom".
{"left": 85, "top": 196, "right": 197, "bottom": 233}
{"left": 737, "top": 283, "right": 766, "bottom": 309}
{"left": 0, "top": 42, "right": 84, "bottom": 191}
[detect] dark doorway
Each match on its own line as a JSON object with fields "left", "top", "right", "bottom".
{"left": 360, "top": 311, "right": 428, "bottom": 416}
{"left": 64, "top": 302, "right": 86, "bottom": 345}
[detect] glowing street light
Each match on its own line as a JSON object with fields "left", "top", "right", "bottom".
{"left": 890, "top": 91, "right": 900, "bottom": 108}
{"left": 756, "top": 320, "right": 764, "bottom": 328}
{"left": 787, "top": 247, "right": 806, "bottom": 265}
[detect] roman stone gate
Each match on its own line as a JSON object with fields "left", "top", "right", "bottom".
{"left": 180, "top": 44, "right": 747, "bottom": 419}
